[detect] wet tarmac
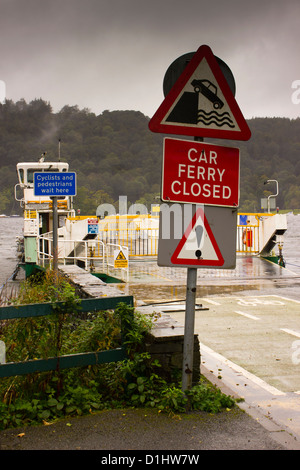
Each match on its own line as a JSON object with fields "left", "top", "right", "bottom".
{"left": 118, "top": 255, "right": 300, "bottom": 301}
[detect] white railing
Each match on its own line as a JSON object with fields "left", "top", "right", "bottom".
{"left": 98, "top": 227, "right": 158, "bottom": 257}
{"left": 38, "top": 234, "right": 106, "bottom": 272}
{"left": 37, "top": 234, "right": 129, "bottom": 281}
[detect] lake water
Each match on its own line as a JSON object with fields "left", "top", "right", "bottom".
{"left": 282, "top": 213, "right": 300, "bottom": 275}
{"left": 0, "top": 217, "right": 23, "bottom": 286}
{"left": 0, "top": 213, "right": 299, "bottom": 294}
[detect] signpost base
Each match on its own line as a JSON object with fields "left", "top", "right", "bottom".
{"left": 182, "top": 267, "right": 197, "bottom": 392}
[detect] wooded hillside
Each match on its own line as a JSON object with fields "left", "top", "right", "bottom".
{"left": 0, "top": 99, "right": 299, "bottom": 214}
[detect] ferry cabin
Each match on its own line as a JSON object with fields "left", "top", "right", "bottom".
{"left": 15, "top": 161, "right": 75, "bottom": 265}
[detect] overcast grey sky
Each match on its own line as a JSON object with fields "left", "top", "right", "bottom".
{"left": 1, "top": 0, "right": 300, "bottom": 119}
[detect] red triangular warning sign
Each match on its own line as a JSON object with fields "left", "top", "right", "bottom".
{"left": 149, "top": 45, "right": 251, "bottom": 141}
{"left": 171, "top": 207, "right": 224, "bottom": 266}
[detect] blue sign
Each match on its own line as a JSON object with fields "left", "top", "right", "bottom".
{"left": 88, "top": 224, "right": 98, "bottom": 234}
{"left": 34, "top": 172, "right": 76, "bottom": 196}
{"left": 239, "top": 215, "right": 248, "bottom": 226}
{"left": 88, "top": 219, "right": 99, "bottom": 234}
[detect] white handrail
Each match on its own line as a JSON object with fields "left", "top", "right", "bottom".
{"left": 37, "top": 235, "right": 106, "bottom": 272}
{"left": 37, "top": 235, "right": 129, "bottom": 280}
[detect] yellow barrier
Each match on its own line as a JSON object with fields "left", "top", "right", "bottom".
{"left": 66, "top": 212, "right": 275, "bottom": 257}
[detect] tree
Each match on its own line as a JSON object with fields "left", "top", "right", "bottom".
{"left": 0, "top": 102, "right": 300, "bottom": 214}
{"left": 284, "top": 185, "right": 300, "bottom": 209}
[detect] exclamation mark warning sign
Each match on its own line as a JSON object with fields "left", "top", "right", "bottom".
{"left": 171, "top": 208, "right": 224, "bottom": 266}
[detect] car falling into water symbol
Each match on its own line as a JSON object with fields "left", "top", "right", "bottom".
{"left": 191, "top": 79, "right": 224, "bottom": 109}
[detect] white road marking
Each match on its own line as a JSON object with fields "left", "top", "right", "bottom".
{"left": 201, "top": 344, "right": 286, "bottom": 396}
{"left": 281, "top": 328, "right": 300, "bottom": 338}
{"left": 272, "top": 295, "right": 300, "bottom": 304}
{"left": 204, "top": 299, "right": 221, "bottom": 305}
{"left": 234, "top": 310, "right": 260, "bottom": 320}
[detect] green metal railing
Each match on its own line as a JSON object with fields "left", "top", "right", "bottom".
{"left": 0, "top": 295, "right": 134, "bottom": 378}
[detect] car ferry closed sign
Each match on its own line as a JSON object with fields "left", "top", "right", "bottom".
{"left": 34, "top": 172, "right": 77, "bottom": 196}
{"left": 161, "top": 138, "right": 239, "bottom": 207}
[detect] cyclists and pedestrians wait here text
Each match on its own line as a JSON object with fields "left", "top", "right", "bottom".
{"left": 34, "top": 172, "right": 77, "bottom": 196}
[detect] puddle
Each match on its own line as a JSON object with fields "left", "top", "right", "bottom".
{"left": 116, "top": 283, "right": 259, "bottom": 303}
{"left": 102, "top": 255, "right": 300, "bottom": 303}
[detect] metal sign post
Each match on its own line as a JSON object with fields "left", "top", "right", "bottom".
{"left": 182, "top": 266, "right": 197, "bottom": 391}
{"left": 51, "top": 197, "right": 58, "bottom": 279}
{"left": 182, "top": 136, "right": 202, "bottom": 392}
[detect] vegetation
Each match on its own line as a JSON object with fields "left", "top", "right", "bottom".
{"left": 0, "top": 98, "right": 299, "bottom": 215}
{"left": 0, "top": 271, "right": 236, "bottom": 430}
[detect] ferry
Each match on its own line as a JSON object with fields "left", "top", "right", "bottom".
{"left": 14, "top": 157, "right": 288, "bottom": 279}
